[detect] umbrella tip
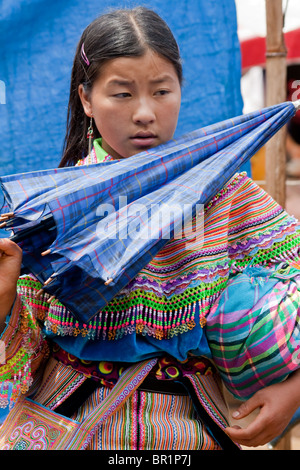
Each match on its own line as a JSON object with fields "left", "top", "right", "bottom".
{"left": 35, "top": 288, "right": 44, "bottom": 299}
{"left": 44, "top": 276, "right": 54, "bottom": 286}
{"left": 47, "top": 295, "right": 56, "bottom": 304}
{"left": 105, "top": 278, "right": 113, "bottom": 286}
{"left": 292, "top": 99, "right": 300, "bottom": 111}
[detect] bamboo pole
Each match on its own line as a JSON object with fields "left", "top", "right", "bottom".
{"left": 265, "top": 0, "right": 287, "bottom": 207}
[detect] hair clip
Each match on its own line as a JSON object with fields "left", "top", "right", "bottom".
{"left": 81, "top": 43, "right": 90, "bottom": 66}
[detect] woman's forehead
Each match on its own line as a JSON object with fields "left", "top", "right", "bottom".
{"left": 97, "top": 50, "right": 179, "bottom": 84}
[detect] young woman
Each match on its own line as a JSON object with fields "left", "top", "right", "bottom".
{"left": 1, "top": 7, "right": 300, "bottom": 450}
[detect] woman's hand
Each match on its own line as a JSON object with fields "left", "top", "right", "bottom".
{"left": 0, "top": 238, "right": 22, "bottom": 332}
{"left": 225, "top": 370, "right": 300, "bottom": 447}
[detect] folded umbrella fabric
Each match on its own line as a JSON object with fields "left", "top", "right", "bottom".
{"left": 0, "top": 101, "right": 298, "bottom": 322}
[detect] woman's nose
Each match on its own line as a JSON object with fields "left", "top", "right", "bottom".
{"left": 132, "top": 98, "right": 155, "bottom": 124}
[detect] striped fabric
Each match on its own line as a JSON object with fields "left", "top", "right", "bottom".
{"left": 32, "top": 357, "right": 86, "bottom": 410}
{"left": 66, "top": 358, "right": 158, "bottom": 450}
{"left": 71, "top": 383, "right": 219, "bottom": 450}
{"left": 206, "top": 263, "right": 300, "bottom": 399}
{"left": 185, "top": 374, "right": 230, "bottom": 431}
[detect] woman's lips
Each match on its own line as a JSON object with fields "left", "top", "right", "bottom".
{"left": 130, "top": 133, "right": 157, "bottom": 147}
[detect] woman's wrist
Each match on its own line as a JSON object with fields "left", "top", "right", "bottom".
{"left": 0, "top": 288, "right": 17, "bottom": 333}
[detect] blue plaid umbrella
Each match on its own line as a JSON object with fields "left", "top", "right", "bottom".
{"left": 0, "top": 100, "right": 299, "bottom": 322}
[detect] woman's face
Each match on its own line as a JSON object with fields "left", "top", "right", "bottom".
{"left": 79, "top": 49, "right": 181, "bottom": 159}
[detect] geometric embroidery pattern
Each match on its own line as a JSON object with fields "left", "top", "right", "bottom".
{"left": 0, "top": 398, "right": 79, "bottom": 450}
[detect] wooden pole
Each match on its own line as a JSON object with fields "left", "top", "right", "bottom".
{"left": 265, "top": 0, "right": 287, "bottom": 207}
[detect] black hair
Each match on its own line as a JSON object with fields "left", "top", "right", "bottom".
{"left": 59, "top": 6, "right": 182, "bottom": 167}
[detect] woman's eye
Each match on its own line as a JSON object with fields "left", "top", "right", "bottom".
{"left": 114, "top": 92, "right": 131, "bottom": 98}
{"left": 155, "top": 89, "right": 170, "bottom": 96}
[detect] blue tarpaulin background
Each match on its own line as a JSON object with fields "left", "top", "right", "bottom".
{"left": 0, "top": 0, "right": 246, "bottom": 175}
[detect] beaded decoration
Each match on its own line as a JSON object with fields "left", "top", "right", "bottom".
{"left": 0, "top": 297, "right": 49, "bottom": 409}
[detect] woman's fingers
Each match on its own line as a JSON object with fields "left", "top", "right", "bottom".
{"left": 0, "top": 238, "right": 22, "bottom": 257}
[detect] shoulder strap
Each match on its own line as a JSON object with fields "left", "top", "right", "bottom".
{"left": 65, "top": 358, "right": 158, "bottom": 450}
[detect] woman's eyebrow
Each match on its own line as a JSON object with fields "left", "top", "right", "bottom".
{"left": 107, "top": 75, "right": 176, "bottom": 87}
{"left": 150, "top": 75, "right": 176, "bottom": 84}
{"left": 107, "top": 79, "right": 134, "bottom": 86}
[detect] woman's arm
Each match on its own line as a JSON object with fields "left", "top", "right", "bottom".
{"left": 225, "top": 369, "right": 300, "bottom": 447}
{"left": 0, "top": 238, "right": 22, "bottom": 333}
{"left": 0, "top": 238, "right": 49, "bottom": 405}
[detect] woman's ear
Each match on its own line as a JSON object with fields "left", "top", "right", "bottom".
{"left": 78, "top": 84, "right": 93, "bottom": 117}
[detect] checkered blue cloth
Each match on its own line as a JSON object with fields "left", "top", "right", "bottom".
{"left": 0, "top": 101, "right": 296, "bottom": 322}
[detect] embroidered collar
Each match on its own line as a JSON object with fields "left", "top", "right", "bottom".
{"left": 93, "top": 138, "right": 112, "bottom": 163}
{"left": 76, "top": 138, "right": 114, "bottom": 165}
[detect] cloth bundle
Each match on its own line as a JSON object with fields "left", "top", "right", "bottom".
{"left": 206, "top": 262, "right": 300, "bottom": 399}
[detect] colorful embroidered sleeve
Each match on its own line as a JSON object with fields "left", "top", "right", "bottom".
{"left": 0, "top": 282, "right": 50, "bottom": 409}
{"left": 226, "top": 175, "right": 300, "bottom": 268}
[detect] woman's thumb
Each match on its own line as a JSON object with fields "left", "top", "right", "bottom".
{"left": 231, "top": 394, "right": 261, "bottom": 420}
